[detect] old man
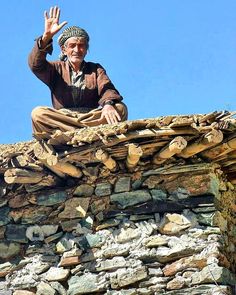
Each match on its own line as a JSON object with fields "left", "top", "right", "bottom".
{"left": 29, "top": 6, "right": 128, "bottom": 139}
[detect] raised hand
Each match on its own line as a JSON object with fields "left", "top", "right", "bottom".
{"left": 42, "top": 6, "right": 67, "bottom": 44}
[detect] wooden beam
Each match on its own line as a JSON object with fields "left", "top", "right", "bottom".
{"left": 178, "top": 129, "right": 223, "bottom": 158}
{"left": 4, "top": 168, "right": 45, "bottom": 184}
{"left": 153, "top": 136, "right": 187, "bottom": 164}
{"left": 34, "top": 141, "right": 82, "bottom": 178}
{"left": 126, "top": 143, "right": 143, "bottom": 170}
{"left": 201, "top": 136, "right": 236, "bottom": 160}
{"left": 95, "top": 149, "right": 117, "bottom": 171}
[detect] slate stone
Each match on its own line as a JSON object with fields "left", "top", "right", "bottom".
{"left": 111, "top": 190, "right": 151, "bottom": 209}
{"left": 164, "top": 284, "right": 232, "bottom": 294}
{"left": 73, "top": 184, "right": 94, "bottom": 197}
{"left": 50, "top": 282, "right": 67, "bottom": 295}
{"left": 197, "top": 212, "right": 215, "bottom": 226}
{"left": 10, "top": 206, "right": 52, "bottom": 224}
{"left": 44, "top": 267, "right": 70, "bottom": 281}
{"left": 5, "top": 224, "right": 28, "bottom": 243}
{"left": 36, "top": 191, "right": 67, "bottom": 206}
{"left": 110, "top": 266, "right": 148, "bottom": 289}
{"left": 95, "top": 182, "right": 112, "bottom": 196}
{"left": 78, "top": 233, "right": 105, "bottom": 250}
{"left": 58, "top": 197, "right": 90, "bottom": 219}
{"left": 151, "top": 189, "right": 167, "bottom": 201}
{"left": 36, "top": 281, "right": 56, "bottom": 295}
{"left": 0, "top": 242, "right": 21, "bottom": 259}
{"left": 68, "top": 273, "right": 108, "bottom": 295}
{"left": 0, "top": 207, "right": 11, "bottom": 226}
{"left": 191, "top": 264, "right": 236, "bottom": 286}
{"left": 114, "top": 177, "right": 131, "bottom": 193}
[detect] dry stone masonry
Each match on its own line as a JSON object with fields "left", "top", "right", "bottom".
{"left": 0, "top": 111, "right": 236, "bottom": 294}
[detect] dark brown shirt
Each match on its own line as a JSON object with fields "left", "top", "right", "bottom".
{"left": 28, "top": 38, "right": 123, "bottom": 110}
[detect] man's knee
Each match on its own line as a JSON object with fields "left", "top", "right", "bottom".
{"left": 31, "top": 106, "right": 50, "bottom": 122}
{"left": 115, "top": 102, "right": 128, "bottom": 121}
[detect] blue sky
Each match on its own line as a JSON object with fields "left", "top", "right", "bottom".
{"left": 1, "top": 1, "right": 236, "bottom": 143}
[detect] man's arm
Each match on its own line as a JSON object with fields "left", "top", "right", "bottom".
{"left": 28, "top": 6, "right": 67, "bottom": 86}
{"left": 96, "top": 64, "right": 124, "bottom": 124}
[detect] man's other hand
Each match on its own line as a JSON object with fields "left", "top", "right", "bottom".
{"left": 101, "top": 105, "right": 121, "bottom": 125}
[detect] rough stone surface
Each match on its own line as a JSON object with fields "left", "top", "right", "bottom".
{"left": 44, "top": 267, "right": 70, "bottom": 281}
{"left": 111, "top": 190, "right": 151, "bottom": 209}
{"left": 58, "top": 197, "right": 90, "bottom": 219}
{"left": 68, "top": 273, "right": 109, "bottom": 295}
{"left": 95, "top": 182, "right": 112, "bottom": 196}
{"left": 73, "top": 184, "right": 94, "bottom": 197}
{"left": 114, "top": 177, "right": 131, "bottom": 193}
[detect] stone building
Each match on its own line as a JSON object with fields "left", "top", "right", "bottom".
{"left": 0, "top": 111, "right": 236, "bottom": 294}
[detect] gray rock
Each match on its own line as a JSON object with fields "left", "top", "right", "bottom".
{"left": 26, "top": 225, "right": 44, "bottom": 241}
{"left": 114, "top": 177, "right": 131, "bottom": 193}
{"left": 116, "top": 227, "right": 142, "bottom": 243}
{"left": 110, "top": 266, "right": 148, "bottom": 289}
{"left": 96, "top": 256, "right": 127, "bottom": 271}
{"left": 0, "top": 242, "right": 21, "bottom": 259}
{"left": 191, "top": 264, "right": 236, "bottom": 286}
{"left": 151, "top": 189, "right": 167, "bottom": 201}
{"left": 78, "top": 233, "right": 105, "bottom": 250}
{"left": 111, "top": 190, "right": 151, "bottom": 209}
{"left": 197, "top": 212, "right": 215, "bottom": 226}
{"left": 164, "top": 284, "right": 232, "bottom": 294}
{"left": 36, "top": 191, "right": 67, "bottom": 206}
{"left": 102, "top": 245, "right": 130, "bottom": 258}
{"left": 50, "top": 281, "right": 67, "bottom": 295}
{"left": 5, "top": 224, "right": 28, "bottom": 243}
{"left": 44, "top": 267, "right": 70, "bottom": 282}
{"left": 0, "top": 291, "right": 12, "bottom": 295}
{"left": 95, "top": 182, "right": 112, "bottom": 196}
{"left": 105, "top": 290, "right": 136, "bottom": 295}
{"left": 36, "top": 281, "right": 56, "bottom": 295}
{"left": 68, "top": 273, "right": 108, "bottom": 294}
{"left": 0, "top": 207, "right": 11, "bottom": 226}
{"left": 73, "top": 184, "right": 94, "bottom": 197}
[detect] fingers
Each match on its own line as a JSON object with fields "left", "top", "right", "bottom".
{"left": 48, "top": 6, "right": 59, "bottom": 19}
{"left": 102, "top": 107, "right": 121, "bottom": 125}
{"left": 58, "top": 21, "right": 68, "bottom": 30}
{"left": 44, "top": 11, "right": 48, "bottom": 20}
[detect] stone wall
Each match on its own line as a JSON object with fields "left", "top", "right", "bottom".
{"left": 0, "top": 164, "right": 236, "bottom": 295}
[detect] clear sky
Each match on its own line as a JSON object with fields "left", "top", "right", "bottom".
{"left": 1, "top": 0, "right": 236, "bottom": 143}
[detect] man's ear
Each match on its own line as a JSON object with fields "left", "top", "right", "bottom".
{"left": 61, "top": 45, "right": 66, "bottom": 54}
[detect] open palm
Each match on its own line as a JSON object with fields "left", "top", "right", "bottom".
{"left": 44, "top": 6, "right": 67, "bottom": 38}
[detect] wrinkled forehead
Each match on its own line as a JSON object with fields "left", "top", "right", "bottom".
{"left": 64, "top": 37, "right": 88, "bottom": 46}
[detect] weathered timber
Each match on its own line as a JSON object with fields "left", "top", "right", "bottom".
{"left": 34, "top": 141, "right": 82, "bottom": 178}
{"left": 4, "top": 168, "right": 45, "bottom": 184}
{"left": 153, "top": 136, "right": 187, "bottom": 164}
{"left": 95, "top": 149, "right": 117, "bottom": 171}
{"left": 201, "top": 136, "right": 236, "bottom": 159}
{"left": 178, "top": 129, "right": 223, "bottom": 158}
{"left": 143, "top": 163, "right": 219, "bottom": 176}
{"left": 126, "top": 143, "right": 143, "bottom": 170}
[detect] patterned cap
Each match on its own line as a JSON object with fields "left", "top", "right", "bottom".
{"left": 57, "top": 26, "right": 90, "bottom": 47}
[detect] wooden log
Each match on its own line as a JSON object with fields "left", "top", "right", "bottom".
{"left": 95, "top": 149, "right": 117, "bottom": 171}
{"left": 153, "top": 136, "right": 187, "bottom": 164}
{"left": 33, "top": 141, "right": 58, "bottom": 166}
{"left": 50, "top": 162, "right": 82, "bottom": 178}
{"left": 178, "top": 129, "right": 223, "bottom": 158}
{"left": 4, "top": 168, "right": 45, "bottom": 184}
{"left": 34, "top": 140, "right": 82, "bottom": 178}
{"left": 201, "top": 136, "right": 236, "bottom": 159}
{"left": 126, "top": 143, "right": 143, "bottom": 170}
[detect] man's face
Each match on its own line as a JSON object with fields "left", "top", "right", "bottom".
{"left": 62, "top": 37, "right": 88, "bottom": 65}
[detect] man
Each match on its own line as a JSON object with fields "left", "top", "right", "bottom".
{"left": 29, "top": 6, "right": 128, "bottom": 139}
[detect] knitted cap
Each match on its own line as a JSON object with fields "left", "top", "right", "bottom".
{"left": 57, "top": 26, "right": 90, "bottom": 47}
